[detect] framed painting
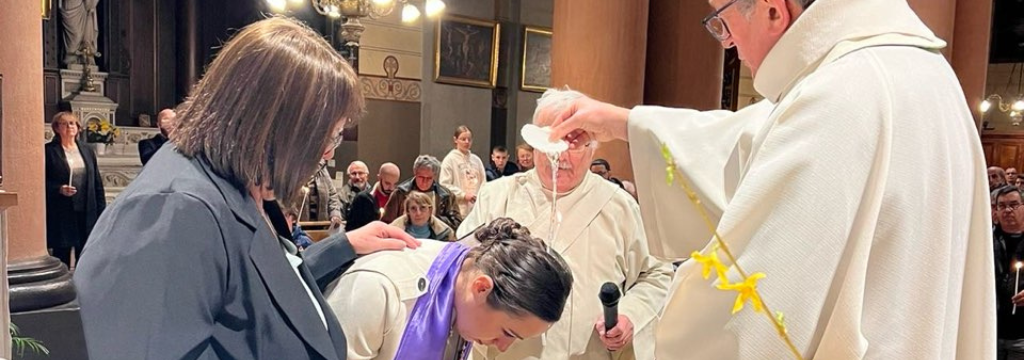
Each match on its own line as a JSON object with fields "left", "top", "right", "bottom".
{"left": 435, "top": 15, "right": 500, "bottom": 88}
{"left": 521, "top": 26, "right": 552, "bottom": 93}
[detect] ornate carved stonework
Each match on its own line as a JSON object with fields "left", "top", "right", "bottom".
{"left": 360, "top": 55, "right": 421, "bottom": 103}
{"left": 44, "top": 124, "right": 160, "bottom": 203}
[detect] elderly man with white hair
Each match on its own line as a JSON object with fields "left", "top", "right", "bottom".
{"left": 458, "top": 89, "right": 673, "bottom": 360}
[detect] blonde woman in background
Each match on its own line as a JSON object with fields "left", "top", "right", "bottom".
{"left": 440, "top": 125, "right": 486, "bottom": 217}
{"left": 390, "top": 191, "right": 455, "bottom": 241}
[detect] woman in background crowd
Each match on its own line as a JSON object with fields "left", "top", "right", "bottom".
{"left": 516, "top": 143, "right": 535, "bottom": 171}
{"left": 390, "top": 191, "right": 455, "bottom": 241}
{"left": 440, "top": 125, "right": 486, "bottom": 217}
{"left": 44, "top": 111, "right": 105, "bottom": 267}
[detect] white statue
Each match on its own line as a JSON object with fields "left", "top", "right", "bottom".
{"left": 60, "top": 0, "right": 100, "bottom": 66}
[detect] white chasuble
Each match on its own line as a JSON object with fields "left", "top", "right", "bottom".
{"left": 628, "top": 0, "right": 995, "bottom": 359}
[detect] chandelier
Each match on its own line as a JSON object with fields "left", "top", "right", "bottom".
{"left": 981, "top": 62, "right": 1024, "bottom": 126}
{"left": 268, "top": 0, "right": 446, "bottom": 23}
{"left": 268, "top": 0, "right": 445, "bottom": 66}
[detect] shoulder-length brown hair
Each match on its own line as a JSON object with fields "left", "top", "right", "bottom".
{"left": 173, "top": 16, "right": 364, "bottom": 207}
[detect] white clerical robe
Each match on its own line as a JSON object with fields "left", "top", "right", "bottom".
{"left": 441, "top": 149, "right": 487, "bottom": 217}
{"left": 458, "top": 171, "right": 673, "bottom": 360}
{"left": 628, "top": 0, "right": 995, "bottom": 359}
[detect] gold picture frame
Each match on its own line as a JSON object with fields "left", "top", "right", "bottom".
{"left": 434, "top": 15, "right": 500, "bottom": 89}
{"left": 521, "top": 26, "right": 552, "bottom": 93}
{"left": 41, "top": 0, "right": 52, "bottom": 19}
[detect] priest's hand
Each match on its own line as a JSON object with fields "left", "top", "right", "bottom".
{"left": 548, "top": 95, "right": 631, "bottom": 143}
{"left": 60, "top": 185, "right": 78, "bottom": 197}
{"left": 346, "top": 221, "right": 421, "bottom": 255}
{"left": 465, "top": 193, "right": 477, "bottom": 203}
{"left": 594, "top": 315, "right": 634, "bottom": 352}
{"left": 1013, "top": 290, "right": 1024, "bottom": 306}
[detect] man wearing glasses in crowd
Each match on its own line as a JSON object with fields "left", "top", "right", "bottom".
{"left": 545, "top": 0, "right": 994, "bottom": 358}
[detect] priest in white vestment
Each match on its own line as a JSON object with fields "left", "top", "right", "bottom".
{"left": 458, "top": 90, "right": 674, "bottom": 360}
{"left": 546, "top": 0, "right": 995, "bottom": 359}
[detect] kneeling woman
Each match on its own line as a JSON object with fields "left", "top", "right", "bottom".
{"left": 324, "top": 218, "right": 573, "bottom": 359}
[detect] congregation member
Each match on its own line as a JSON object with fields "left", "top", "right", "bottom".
{"left": 302, "top": 148, "right": 345, "bottom": 230}
{"left": 1009, "top": 167, "right": 1019, "bottom": 186}
{"left": 441, "top": 125, "right": 487, "bottom": 217}
{"left": 994, "top": 166, "right": 1010, "bottom": 191}
{"left": 339, "top": 160, "right": 370, "bottom": 218}
{"left": 389, "top": 191, "right": 456, "bottom": 241}
{"left": 460, "top": 89, "right": 673, "bottom": 359}
{"left": 45, "top": 111, "right": 105, "bottom": 267}
{"left": 138, "top": 108, "right": 176, "bottom": 165}
{"left": 73, "top": 17, "right": 417, "bottom": 360}
{"left": 589, "top": 158, "right": 625, "bottom": 189}
{"left": 516, "top": 143, "right": 535, "bottom": 171}
{"left": 546, "top": 0, "right": 994, "bottom": 357}
{"left": 325, "top": 218, "right": 573, "bottom": 360}
{"left": 347, "top": 162, "right": 400, "bottom": 231}
{"left": 993, "top": 185, "right": 1024, "bottom": 359}
{"left": 485, "top": 145, "right": 520, "bottom": 181}
{"left": 384, "top": 155, "right": 463, "bottom": 230}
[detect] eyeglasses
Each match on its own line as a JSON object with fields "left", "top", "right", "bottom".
{"left": 997, "top": 202, "right": 1024, "bottom": 211}
{"left": 702, "top": 0, "right": 741, "bottom": 42}
{"left": 348, "top": 171, "right": 368, "bottom": 177}
{"left": 327, "top": 130, "right": 344, "bottom": 151}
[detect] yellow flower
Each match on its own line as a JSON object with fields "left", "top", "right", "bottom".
{"left": 660, "top": 143, "right": 677, "bottom": 185}
{"left": 87, "top": 123, "right": 98, "bottom": 132}
{"left": 717, "top": 272, "right": 766, "bottom": 314}
{"left": 691, "top": 246, "right": 728, "bottom": 282}
{"left": 100, "top": 122, "right": 110, "bottom": 132}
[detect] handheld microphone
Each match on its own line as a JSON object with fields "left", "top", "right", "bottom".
{"left": 599, "top": 282, "right": 621, "bottom": 332}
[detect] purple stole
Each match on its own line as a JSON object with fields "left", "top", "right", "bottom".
{"left": 393, "top": 242, "right": 473, "bottom": 360}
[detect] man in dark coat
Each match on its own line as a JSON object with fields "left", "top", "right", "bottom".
{"left": 138, "top": 108, "right": 175, "bottom": 165}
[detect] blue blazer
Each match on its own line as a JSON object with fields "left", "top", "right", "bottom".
{"left": 75, "top": 144, "right": 355, "bottom": 359}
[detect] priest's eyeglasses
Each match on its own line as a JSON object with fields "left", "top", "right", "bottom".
{"left": 702, "top": 0, "right": 741, "bottom": 42}
{"left": 996, "top": 202, "right": 1024, "bottom": 212}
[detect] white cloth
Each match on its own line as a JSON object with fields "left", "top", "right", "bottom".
{"left": 627, "top": 0, "right": 995, "bottom": 359}
{"left": 440, "top": 149, "right": 486, "bottom": 217}
{"left": 458, "top": 171, "right": 673, "bottom": 360}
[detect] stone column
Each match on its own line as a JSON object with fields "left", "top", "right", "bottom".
{"left": 907, "top": 0, "right": 993, "bottom": 128}
{"left": 950, "top": 0, "right": 993, "bottom": 128}
{"left": 644, "top": 0, "right": 724, "bottom": 110}
{"left": 551, "top": 0, "right": 649, "bottom": 181}
{"left": 1, "top": 2, "right": 82, "bottom": 358}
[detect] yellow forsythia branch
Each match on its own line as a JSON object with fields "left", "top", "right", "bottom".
{"left": 660, "top": 143, "right": 803, "bottom": 360}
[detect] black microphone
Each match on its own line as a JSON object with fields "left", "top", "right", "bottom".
{"left": 599, "top": 282, "right": 621, "bottom": 332}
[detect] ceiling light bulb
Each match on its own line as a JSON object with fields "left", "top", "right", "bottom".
{"left": 402, "top": 4, "right": 420, "bottom": 23}
{"left": 1013, "top": 99, "right": 1024, "bottom": 112}
{"left": 267, "top": 0, "right": 287, "bottom": 12}
{"left": 981, "top": 99, "right": 992, "bottom": 113}
{"left": 425, "top": 0, "right": 446, "bottom": 17}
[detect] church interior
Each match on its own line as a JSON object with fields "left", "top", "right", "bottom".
{"left": 0, "top": 0, "right": 1022, "bottom": 358}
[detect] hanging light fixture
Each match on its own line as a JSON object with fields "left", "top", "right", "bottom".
{"left": 981, "top": 62, "right": 1024, "bottom": 126}
{"left": 266, "top": 0, "right": 446, "bottom": 24}
{"left": 267, "top": 0, "right": 446, "bottom": 66}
